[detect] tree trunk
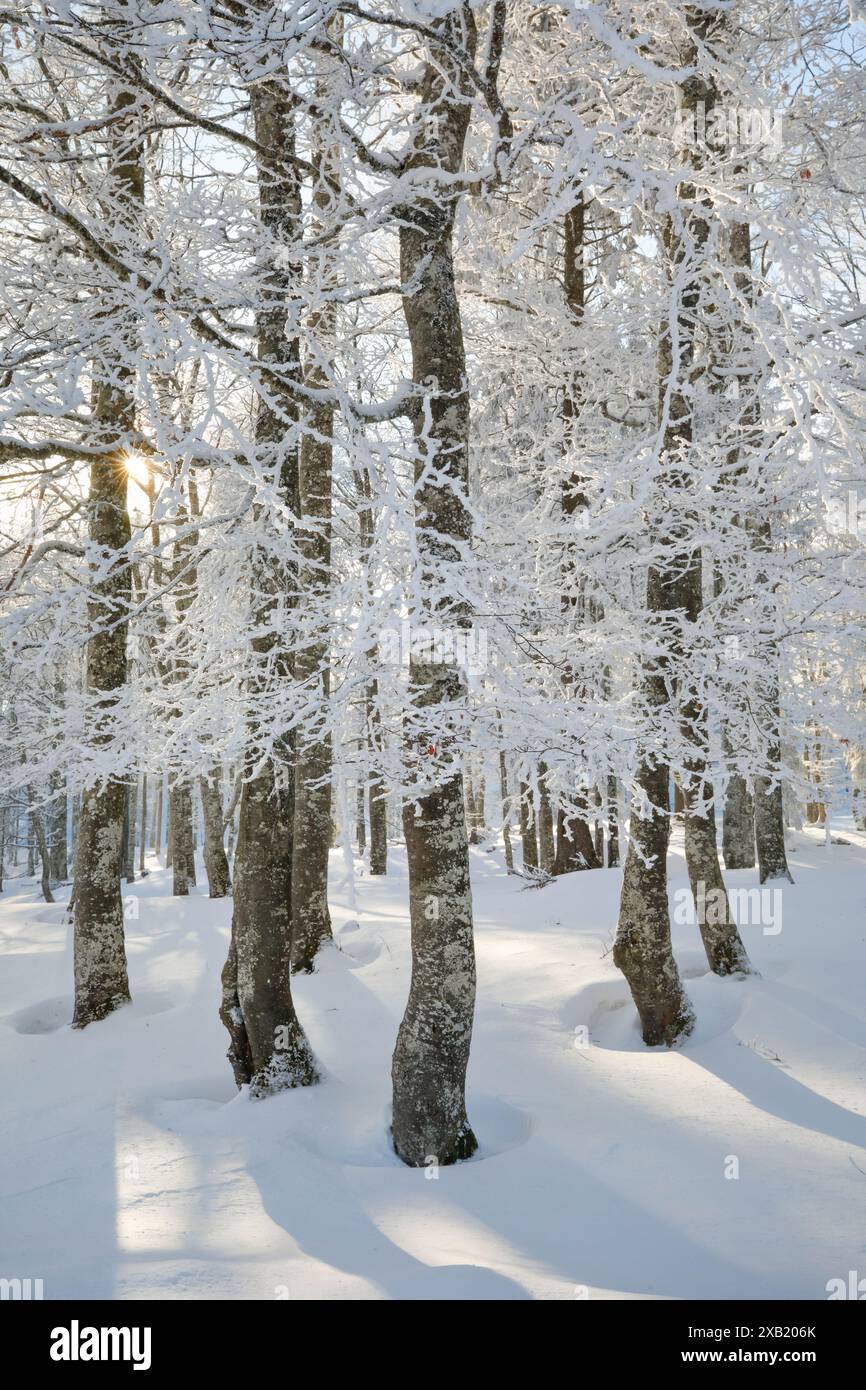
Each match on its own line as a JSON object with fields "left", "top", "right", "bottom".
{"left": 170, "top": 779, "right": 195, "bottom": 895}
{"left": 606, "top": 774, "right": 620, "bottom": 868}
{"left": 537, "top": 761, "right": 556, "bottom": 873}
{"left": 31, "top": 796, "right": 54, "bottom": 905}
{"left": 391, "top": 9, "right": 479, "bottom": 1168}
{"left": 73, "top": 42, "right": 141, "bottom": 1027}
{"left": 519, "top": 778, "right": 539, "bottom": 871}
{"left": 554, "top": 800, "right": 600, "bottom": 872}
{"left": 722, "top": 775, "right": 755, "bottom": 869}
{"left": 499, "top": 748, "right": 514, "bottom": 872}
{"left": 219, "top": 62, "right": 317, "bottom": 1096}
{"left": 138, "top": 773, "right": 147, "bottom": 875}
{"left": 124, "top": 780, "right": 136, "bottom": 883}
{"left": 369, "top": 776, "right": 388, "bottom": 876}
{"left": 200, "top": 771, "right": 230, "bottom": 898}
{"left": 356, "top": 780, "right": 366, "bottom": 855}
{"left": 616, "top": 754, "right": 694, "bottom": 1046}
{"left": 49, "top": 774, "right": 68, "bottom": 883}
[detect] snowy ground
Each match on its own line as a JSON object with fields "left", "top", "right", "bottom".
{"left": 1, "top": 823, "right": 865, "bottom": 1300}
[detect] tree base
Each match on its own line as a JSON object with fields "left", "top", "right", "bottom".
{"left": 72, "top": 989, "right": 131, "bottom": 1030}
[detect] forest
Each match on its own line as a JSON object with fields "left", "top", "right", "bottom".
{"left": 0, "top": 0, "right": 865, "bottom": 1307}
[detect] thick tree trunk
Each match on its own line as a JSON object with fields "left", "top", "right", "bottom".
{"left": 683, "top": 775, "right": 750, "bottom": 975}
{"left": 200, "top": 771, "right": 230, "bottom": 898}
{"left": 554, "top": 801, "right": 600, "bottom": 872}
{"left": 722, "top": 774, "right": 756, "bottom": 869}
{"left": 170, "top": 779, "right": 195, "bottom": 895}
{"left": 369, "top": 775, "right": 388, "bottom": 876}
{"left": 219, "top": 63, "right": 317, "bottom": 1096}
{"left": 755, "top": 764, "right": 794, "bottom": 882}
{"left": 291, "top": 69, "right": 336, "bottom": 973}
{"left": 391, "top": 9, "right": 478, "bottom": 1168}
{"left": 616, "top": 12, "right": 735, "bottom": 1035}
{"left": 616, "top": 755, "right": 694, "bottom": 1045}
{"left": 73, "top": 43, "right": 140, "bottom": 1027}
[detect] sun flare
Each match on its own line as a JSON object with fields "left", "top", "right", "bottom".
{"left": 123, "top": 451, "right": 151, "bottom": 496}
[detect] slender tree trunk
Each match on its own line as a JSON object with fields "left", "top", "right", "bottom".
{"left": 200, "top": 771, "right": 230, "bottom": 898}
{"left": 356, "top": 780, "right": 367, "bottom": 855}
{"left": 538, "top": 761, "right": 556, "bottom": 873}
{"left": 124, "top": 780, "right": 136, "bottom": 883}
{"left": 49, "top": 773, "right": 68, "bottom": 882}
{"left": 391, "top": 9, "right": 479, "bottom": 1167}
{"left": 499, "top": 748, "right": 514, "bottom": 872}
{"left": 519, "top": 778, "right": 539, "bottom": 871}
{"left": 73, "top": 36, "right": 141, "bottom": 1027}
{"left": 138, "top": 773, "right": 147, "bottom": 875}
{"left": 607, "top": 774, "right": 620, "bottom": 867}
{"left": 31, "top": 796, "right": 54, "bottom": 905}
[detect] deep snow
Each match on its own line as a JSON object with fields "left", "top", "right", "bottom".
{"left": 1, "top": 823, "right": 865, "bottom": 1300}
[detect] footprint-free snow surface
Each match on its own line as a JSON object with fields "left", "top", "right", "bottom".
{"left": 1, "top": 825, "right": 864, "bottom": 1300}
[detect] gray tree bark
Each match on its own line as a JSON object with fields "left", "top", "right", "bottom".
{"left": 124, "top": 780, "right": 136, "bottom": 883}
{"left": 519, "top": 778, "right": 539, "bottom": 871}
{"left": 391, "top": 7, "right": 481, "bottom": 1168}
{"left": 606, "top": 774, "right": 620, "bottom": 867}
{"left": 170, "top": 779, "right": 195, "bottom": 895}
{"left": 722, "top": 775, "right": 756, "bottom": 869}
{"left": 73, "top": 38, "right": 141, "bottom": 1027}
{"left": 498, "top": 748, "right": 514, "bottom": 872}
{"left": 49, "top": 773, "right": 68, "bottom": 883}
{"left": 219, "top": 58, "right": 317, "bottom": 1096}
{"left": 138, "top": 772, "right": 147, "bottom": 875}
{"left": 200, "top": 771, "right": 230, "bottom": 898}
{"left": 538, "top": 761, "right": 556, "bottom": 873}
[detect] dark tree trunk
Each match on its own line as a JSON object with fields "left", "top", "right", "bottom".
{"left": 391, "top": 8, "right": 479, "bottom": 1168}
{"left": 219, "top": 62, "right": 317, "bottom": 1096}
{"left": 498, "top": 748, "right": 514, "bottom": 872}
{"left": 73, "top": 43, "right": 141, "bottom": 1027}
{"left": 722, "top": 775, "right": 755, "bottom": 869}
{"left": 138, "top": 773, "right": 147, "bottom": 875}
{"left": 31, "top": 798, "right": 54, "bottom": 905}
{"left": 200, "top": 771, "right": 230, "bottom": 898}
{"left": 519, "top": 779, "right": 539, "bottom": 871}
{"left": 49, "top": 774, "right": 68, "bottom": 883}
{"left": 607, "top": 774, "right": 620, "bottom": 867}
{"left": 554, "top": 802, "right": 600, "bottom": 872}
{"left": 291, "top": 75, "right": 336, "bottom": 972}
{"left": 356, "top": 781, "right": 366, "bottom": 855}
{"left": 538, "top": 761, "right": 556, "bottom": 873}
{"left": 124, "top": 780, "right": 136, "bottom": 883}
{"left": 369, "top": 776, "right": 388, "bottom": 876}
{"left": 170, "top": 780, "right": 195, "bottom": 895}
{"left": 616, "top": 753, "right": 694, "bottom": 1045}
